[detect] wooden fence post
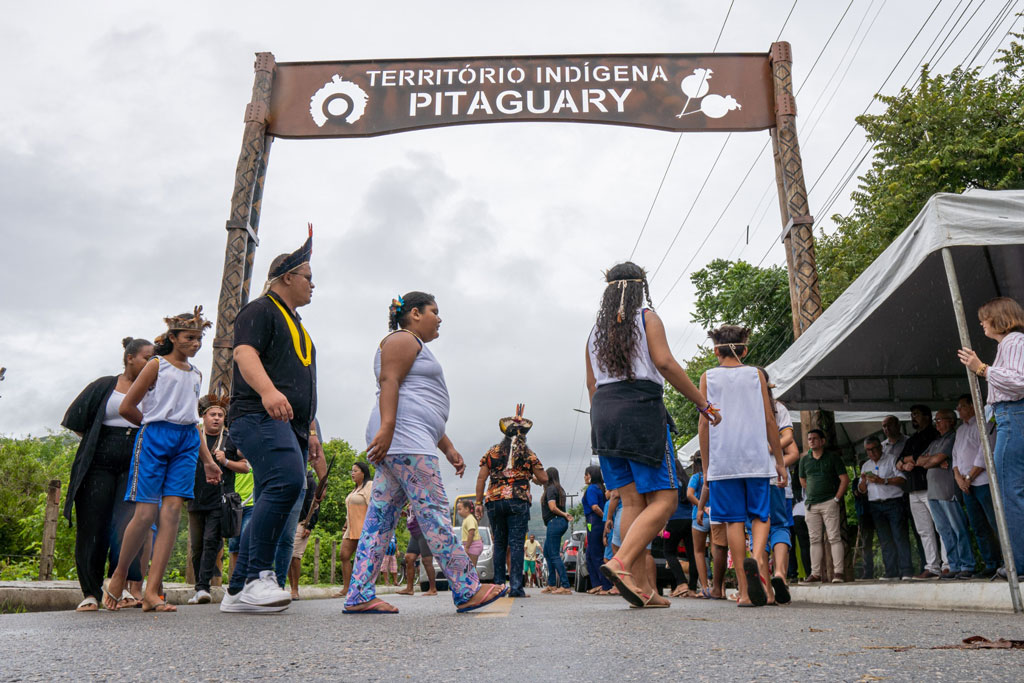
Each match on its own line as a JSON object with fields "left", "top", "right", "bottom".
{"left": 38, "top": 480, "right": 61, "bottom": 581}
{"left": 330, "top": 540, "right": 337, "bottom": 584}
{"left": 313, "top": 537, "right": 320, "bottom": 584}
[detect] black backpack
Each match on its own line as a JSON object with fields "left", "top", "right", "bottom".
{"left": 220, "top": 483, "right": 243, "bottom": 538}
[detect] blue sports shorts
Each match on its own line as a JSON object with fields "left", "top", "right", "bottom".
{"left": 708, "top": 477, "right": 771, "bottom": 523}
{"left": 126, "top": 421, "right": 200, "bottom": 504}
{"left": 599, "top": 426, "right": 679, "bottom": 495}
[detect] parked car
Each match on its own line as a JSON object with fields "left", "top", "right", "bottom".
{"left": 565, "top": 532, "right": 589, "bottom": 589}
{"left": 419, "top": 526, "right": 494, "bottom": 591}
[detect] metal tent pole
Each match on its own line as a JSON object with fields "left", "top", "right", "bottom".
{"left": 942, "top": 247, "right": 1022, "bottom": 614}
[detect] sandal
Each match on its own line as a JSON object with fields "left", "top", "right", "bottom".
{"left": 670, "top": 586, "right": 691, "bottom": 598}
{"left": 117, "top": 590, "right": 139, "bottom": 609}
{"left": 456, "top": 584, "right": 508, "bottom": 613}
{"left": 76, "top": 596, "right": 99, "bottom": 612}
{"left": 600, "top": 558, "right": 644, "bottom": 607}
{"left": 629, "top": 591, "right": 671, "bottom": 609}
{"left": 694, "top": 587, "right": 712, "bottom": 599}
{"left": 142, "top": 600, "right": 177, "bottom": 613}
{"left": 101, "top": 583, "right": 122, "bottom": 611}
{"left": 771, "top": 576, "right": 791, "bottom": 605}
{"left": 743, "top": 558, "right": 767, "bottom": 607}
{"left": 343, "top": 598, "right": 399, "bottom": 614}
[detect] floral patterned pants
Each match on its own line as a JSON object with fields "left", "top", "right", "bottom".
{"left": 345, "top": 453, "right": 480, "bottom": 607}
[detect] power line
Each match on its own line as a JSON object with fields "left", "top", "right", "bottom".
{"left": 714, "top": 1, "right": 737, "bottom": 51}
{"left": 650, "top": 0, "right": 856, "bottom": 294}
{"left": 625, "top": 0, "right": 739, "bottom": 260}
{"left": 776, "top": 0, "right": 800, "bottom": 41}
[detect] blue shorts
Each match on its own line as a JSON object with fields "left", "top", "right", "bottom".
{"left": 599, "top": 426, "right": 679, "bottom": 495}
{"left": 708, "top": 477, "right": 771, "bottom": 523}
{"left": 126, "top": 421, "right": 200, "bottom": 504}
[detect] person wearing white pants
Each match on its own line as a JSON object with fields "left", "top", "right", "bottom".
{"left": 898, "top": 406, "right": 945, "bottom": 579}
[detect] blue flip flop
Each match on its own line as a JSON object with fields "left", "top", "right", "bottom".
{"left": 343, "top": 598, "right": 399, "bottom": 615}
{"left": 456, "top": 584, "right": 508, "bottom": 613}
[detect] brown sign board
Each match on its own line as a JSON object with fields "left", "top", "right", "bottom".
{"left": 267, "top": 53, "right": 775, "bottom": 139}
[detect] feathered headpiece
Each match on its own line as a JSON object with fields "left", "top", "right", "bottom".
{"left": 198, "top": 393, "right": 230, "bottom": 416}
{"left": 269, "top": 223, "right": 313, "bottom": 280}
{"left": 499, "top": 403, "right": 533, "bottom": 435}
{"left": 163, "top": 306, "right": 213, "bottom": 333}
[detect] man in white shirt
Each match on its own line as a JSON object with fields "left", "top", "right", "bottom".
{"left": 952, "top": 395, "right": 1001, "bottom": 578}
{"left": 858, "top": 436, "right": 912, "bottom": 580}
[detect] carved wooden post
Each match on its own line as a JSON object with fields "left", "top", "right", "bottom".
{"left": 769, "top": 41, "right": 835, "bottom": 445}
{"left": 209, "top": 52, "right": 276, "bottom": 396}
{"left": 313, "top": 537, "right": 321, "bottom": 584}
{"left": 38, "top": 480, "right": 61, "bottom": 581}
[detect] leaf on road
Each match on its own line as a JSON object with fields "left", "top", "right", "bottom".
{"left": 933, "top": 636, "right": 1024, "bottom": 650}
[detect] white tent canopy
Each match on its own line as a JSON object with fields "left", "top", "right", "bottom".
{"left": 769, "top": 189, "right": 1024, "bottom": 411}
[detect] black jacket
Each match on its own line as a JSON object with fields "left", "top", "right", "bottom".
{"left": 61, "top": 376, "right": 119, "bottom": 525}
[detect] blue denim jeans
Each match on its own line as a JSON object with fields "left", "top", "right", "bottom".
{"left": 963, "top": 484, "right": 1002, "bottom": 571}
{"left": 273, "top": 492, "right": 305, "bottom": 588}
{"left": 487, "top": 498, "right": 530, "bottom": 596}
{"left": 994, "top": 399, "right": 1024, "bottom": 573}
{"left": 543, "top": 516, "right": 570, "bottom": 588}
{"left": 228, "top": 506, "right": 254, "bottom": 554}
{"left": 870, "top": 497, "right": 913, "bottom": 578}
{"left": 227, "top": 414, "right": 306, "bottom": 590}
{"left": 927, "top": 498, "right": 974, "bottom": 573}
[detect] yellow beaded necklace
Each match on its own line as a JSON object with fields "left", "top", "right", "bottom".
{"left": 268, "top": 295, "right": 312, "bottom": 366}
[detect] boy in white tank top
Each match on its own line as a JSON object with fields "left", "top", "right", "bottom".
{"left": 697, "top": 325, "right": 786, "bottom": 607}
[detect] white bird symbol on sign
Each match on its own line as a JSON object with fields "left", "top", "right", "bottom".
{"left": 675, "top": 67, "right": 741, "bottom": 119}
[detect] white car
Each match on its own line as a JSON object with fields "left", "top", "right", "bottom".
{"left": 419, "top": 526, "right": 494, "bottom": 591}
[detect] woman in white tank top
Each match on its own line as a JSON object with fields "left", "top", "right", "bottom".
{"left": 697, "top": 325, "right": 785, "bottom": 608}
{"left": 586, "top": 262, "right": 721, "bottom": 609}
{"left": 344, "top": 292, "right": 506, "bottom": 615}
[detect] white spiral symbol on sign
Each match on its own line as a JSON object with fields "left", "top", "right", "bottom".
{"left": 310, "top": 75, "right": 369, "bottom": 127}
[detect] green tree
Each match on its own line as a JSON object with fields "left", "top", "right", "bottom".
{"left": 666, "top": 258, "right": 794, "bottom": 443}
{"left": 818, "top": 37, "right": 1024, "bottom": 306}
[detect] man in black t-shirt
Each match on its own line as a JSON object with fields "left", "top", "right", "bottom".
{"left": 223, "top": 227, "right": 325, "bottom": 614}
{"left": 188, "top": 395, "right": 248, "bottom": 604}
{"left": 897, "top": 404, "right": 944, "bottom": 578}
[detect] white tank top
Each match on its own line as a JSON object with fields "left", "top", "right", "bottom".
{"left": 588, "top": 309, "right": 664, "bottom": 386}
{"left": 140, "top": 357, "right": 202, "bottom": 425}
{"left": 366, "top": 332, "right": 450, "bottom": 455}
{"left": 102, "top": 390, "right": 136, "bottom": 428}
{"left": 706, "top": 365, "right": 773, "bottom": 480}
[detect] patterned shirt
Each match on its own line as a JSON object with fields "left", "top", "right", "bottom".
{"left": 987, "top": 331, "right": 1024, "bottom": 404}
{"left": 481, "top": 444, "right": 542, "bottom": 503}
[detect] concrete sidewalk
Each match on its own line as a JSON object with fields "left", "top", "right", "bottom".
{"left": 790, "top": 578, "right": 1019, "bottom": 614}
{"left": 0, "top": 580, "right": 401, "bottom": 613}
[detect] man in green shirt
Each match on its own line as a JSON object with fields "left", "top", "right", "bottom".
{"left": 798, "top": 429, "right": 849, "bottom": 583}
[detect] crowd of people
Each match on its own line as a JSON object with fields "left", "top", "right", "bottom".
{"left": 60, "top": 241, "right": 1023, "bottom": 615}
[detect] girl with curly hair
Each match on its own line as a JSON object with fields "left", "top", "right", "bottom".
{"left": 586, "top": 262, "right": 720, "bottom": 608}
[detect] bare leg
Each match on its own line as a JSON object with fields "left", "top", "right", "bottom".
{"left": 711, "top": 541, "right": 727, "bottom": 598}
{"left": 142, "top": 497, "right": 183, "bottom": 610}
{"left": 338, "top": 539, "right": 358, "bottom": 597}
{"left": 726, "top": 522, "right": 751, "bottom": 605}
{"left": 423, "top": 558, "right": 437, "bottom": 595}
{"left": 288, "top": 556, "right": 301, "bottom": 598}
{"left": 692, "top": 529, "right": 709, "bottom": 590}
{"left": 102, "top": 502, "right": 158, "bottom": 610}
{"left": 751, "top": 519, "right": 774, "bottom": 603}
{"left": 229, "top": 552, "right": 238, "bottom": 580}
{"left": 397, "top": 554, "right": 416, "bottom": 594}
{"left": 614, "top": 486, "right": 676, "bottom": 598}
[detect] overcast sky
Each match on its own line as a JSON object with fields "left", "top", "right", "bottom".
{"left": 1, "top": 0, "right": 1018, "bottom": 499}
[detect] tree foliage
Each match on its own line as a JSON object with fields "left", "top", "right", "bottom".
{"left": 666, "top": 258, "right": 794, "bottom": 443}
{"left": 817, "top": 38, "right": 1024, "bottom": 305}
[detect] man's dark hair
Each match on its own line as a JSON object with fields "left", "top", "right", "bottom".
{"left": 910, "top": 404, "right": 932, "bottom": 417}
{"left": 957, "top": 393, "right": 972, "bottom": 403}
{"left": 864, "top": 436, "right": 882, "bottom": 448}
{"left": 807, "top": 429, "right": 826, "bottom": 439}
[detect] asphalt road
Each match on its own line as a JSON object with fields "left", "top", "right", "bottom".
{"left": 2, "top": 590, "right": 1023, "bottom": 681}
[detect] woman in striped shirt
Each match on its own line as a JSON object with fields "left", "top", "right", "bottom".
{"left": 957, "top": 297, "right": 1024, "bottom": 578}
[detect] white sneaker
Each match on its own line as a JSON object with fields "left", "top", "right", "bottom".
{"left": 238, "top": 570, "right": 291, "bottom": 610}
{"left": 188, "top": 589, "right": 211, "bottom": 605}
{"left": 220, "top": 583, "right": 288, "bottom": 613}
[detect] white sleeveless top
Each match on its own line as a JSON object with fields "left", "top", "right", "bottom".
{"left": 587, "top": 309, "right": 664, "bottom": 386}
{"left": 706, "top": 365, "right": 772, "bottom": 480}
{"left": 140, "top": 357, "right": 202, "bottom": 425}
{"left": 366, "top": 332, "right": 450, "bottom": 455}
{"left": 102, "top": 390, "right": 135, "bottom": 428}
